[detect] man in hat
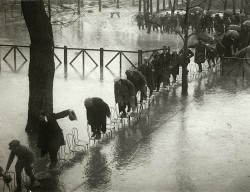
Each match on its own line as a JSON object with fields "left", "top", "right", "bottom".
{"left": 114, "top": 77, "right": 136, "bottom": 118}
{"left": 125, "top": 69, "right": 147, "bottom": 104}
{"left": 37, "top": 109, "right": 77, "bottom": 167}
{"left": 5, "top": 140, "right": 36, "bottom": 192}
{"left": 138, "top": 57, "right": 155, "bottom": 96}
{"left": 84, "top": 97, "right": 111, "bottom": 140}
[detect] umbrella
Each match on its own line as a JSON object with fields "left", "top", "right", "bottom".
{"left": 224, "top": 9, "right": 233, "bottom": 15}
{"left": 243, "top": 20, "right": 250, "bottom": 27}
{"left": 190, "top": 6, "right": 203, "bottom": 14}
{"left": 207, "top": 10, "right": 217, "bottom": 15}
{"left": 227, "top": 24, "right": 241, "bottom": 31}
{"left": 226, "top": 30, "right": 239, "bottom": 39}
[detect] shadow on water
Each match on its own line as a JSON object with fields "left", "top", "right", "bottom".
{"left": 83, "top": 146, "right": 111, "bottom": 191}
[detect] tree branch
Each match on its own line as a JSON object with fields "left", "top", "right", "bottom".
{"left": 189, "top": 0, "right": 208, "bottom": 9}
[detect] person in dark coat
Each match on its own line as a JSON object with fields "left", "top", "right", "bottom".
{"left": 6, "top": 140, "right": 36, "bottom": 192}
{"left": 125, "top": 69, "right": 147, "bottom": 104}
{"left": 215, "top": 42, "right": 225, "bottom": 63}
{"left": 152, "top": 54, "right": 164, "bottom": 91}
{"left": 206, "top": 45, "right": 216, "bottom": 68}
{"left": 221, "top": 35, "right": 234, "bottom": 57}
{"left": 194, "top": 40, "right": 207, "bottom": 72}
{"left": 138, "top": 57, "right": 155, "bottom": 96}
{"left": 114, "top": 77, "right": 136, "bottom": 118}
{"left": 37, "top": 109, "right": 77, "bottom": 167}
{"left": 159, "top": 46, "right": 171, "bottom": 86}
{"left": 84, "top": 97, "right": 111, "bottom": 140}
{"left": 170, "top": 51, "right": 181, "bottom": 83}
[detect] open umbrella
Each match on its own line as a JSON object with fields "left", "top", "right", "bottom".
{"left": 243, "top": 20, "right": 250, "bottom": 27}
{"left": 224, "top": 9, "right": 233, "bottom": 15}
{"left": 190, "top": 6, "right": 203, "bottom": 15}
{"left": 227, "top": 24, "right": 241, "bottom": 31}
{"left": 207, "top": 10, "right": 217, "bottom": 15}
{"left": 226, "top": 30, "right": 239, "bottom": 39}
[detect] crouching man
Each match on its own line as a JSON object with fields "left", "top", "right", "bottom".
{"left": 5, "top": 140, "right": 36, "bottom": 192}
{"left": 114, "top": 77, "right": 136, "bottom": 118}
{"left": 84, "top": 97, "right": 111, "bottom": 140}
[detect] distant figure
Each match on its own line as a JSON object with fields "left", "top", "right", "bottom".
{"left": 194, "top": 40, "right": 207, "bottom": 72}
{"left": 125, "top": 69, "right": 147, "bottom": 104}
{"left": 221, "top": 35, "right": 234, "bottom": 57}
{"left": 37, "top": 109, "right": 77, "bottom": 167}
{"left": 138, "top": 57, "right": 155, "bottom": 96}
{"left": 215, "top": 42, "right": 225, "bottom": 63}
{"left": 6, "top": 140, "right": 36, "bottom": 192}
{"left": 206, "top": 45, "right": 216, "bottom": 68}
{"left": 114, "top": 77, "right": 136, "bottom": 118}
{"left": 159, "top": 46, "right": 171, "bottom": 86}
{"left": 152, "top": 54, "right": 164, "bottom": 91}
{"left": 84, "top": 97, "right": 111, "bottom": 140}
{"left": 170, "top": 51, "right": 181, "bottom": 83}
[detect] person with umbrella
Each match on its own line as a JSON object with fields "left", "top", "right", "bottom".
{"left": 37, "top": 109, "right": 77, "bottom": 167}
{"left": 194, "top": 39, "right": 208, "bottom": 72}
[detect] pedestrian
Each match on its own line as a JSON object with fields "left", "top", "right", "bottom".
{"left": 170, "top": 51, "right": 181, "bottom": 83}
{"left": 125, "top": 69, "right": 147, "bottom": 104}
{"left": 138, "top": 57, "right": 155, "bottom": 96}
{"left": 152, "top": 54, "right": 164, "bottom": 92}
{"left": 221, "top": 34, "right": 234, "bottom": 57}
{"left": 194, "top": 40, "right": 207, "bottom": 72}
{"left": 114, "top": 77, "right": 136, "bottom": 118}
{"left": 84, "top": 97, "right": 111, "bottom": 140}
{"left": 206, "top": 45, "right": 216, "bottom": 68}
{"left": 5, "top": 140, "right": 36, "bottom": 192}
{"left": 159, "top": 46, "right": 171, "bottom": 86}
{"left": 37, "top": 109, "right": 77, "bottom": 167}
{"left": 215, "top": 42, "right": 225, "bottom": 63}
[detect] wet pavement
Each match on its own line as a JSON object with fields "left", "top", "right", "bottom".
{"left": 1, "top": 3, "right": 250, "bottom": 192}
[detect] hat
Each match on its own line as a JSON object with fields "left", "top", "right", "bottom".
{"left": 84, "top": 98, "right": 93, "bottom": 108}
{"left": 69, "top": 110, "right": 77, "bottom": 121}
{"left": 9, "top": 140, "right": 20, "bottom": 148}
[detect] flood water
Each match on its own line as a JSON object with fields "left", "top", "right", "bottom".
{"left": 1, "top": 4, "right": 250, "bottom": 192}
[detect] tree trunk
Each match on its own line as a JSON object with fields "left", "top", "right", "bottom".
{"left": 139, "top": 0, "right": 142, "bottom": 12}
{"left": 223, "top": 0, "right": 227, "bottom": 11}
{"left": 21, "top": 0, "right": 55, "bottom": 132}
{"left": 171, "top": 0, "right": 177, "bottom": 16}
{"left": 240, "top": 0, "right": 244, "bottom": 13}
{"left": 232, "top": 0, "right": 236, "bottom": 14}
{"left": 150, "top": 0, "right": 152, "bottom": 13}
{"left": 157, "top": 0, "right": 159, "bottom": 12}
{"left": 207, "top": 0, "right": 212, "bottom": 11}
{"left": 168, "top": 0, "right": 172, "bottom": 9}
{"left": 181, "top": 0, "right": 190, "bottom": 95}
{"left": 163, "top": 0, "right": 166, "bottom": 10}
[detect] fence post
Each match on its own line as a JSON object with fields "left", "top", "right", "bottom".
{"left": 100, "top": 48, "right": 104, "bottom": 81}
{"left": 120, "top": 52, "right": 122, "bottom": 77}
{"left": 138, "top": 50, "right": 142, "bottom": 68}
{"left": 14, "top": 46, "right": 17, "bottom": 72}
{"left": 64, "top": 46, "right": 68, "bottom": 79}
{"left": 82, "top": 50, "right": 85, "bottom": 78}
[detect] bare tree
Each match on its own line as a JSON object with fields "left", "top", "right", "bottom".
{"left": 207, "top": 0, "right": 212, "bottom": 11}
{"left": 176, "top": 0, "right": 208, "bottom": 94}
{"left": 220, "top": 0, "right": 228, "bottom": 11}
